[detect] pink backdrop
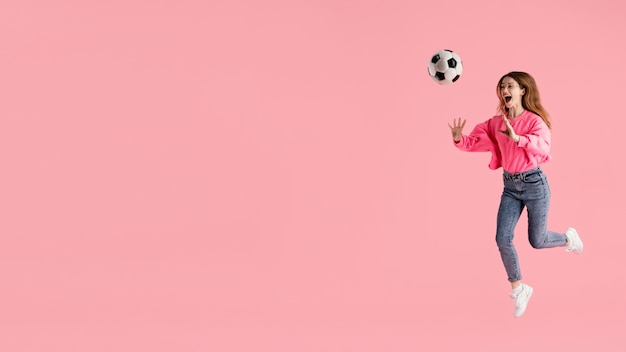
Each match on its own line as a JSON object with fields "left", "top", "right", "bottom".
{"left": 1, "top": 0, "right": 625, "bottom": 351}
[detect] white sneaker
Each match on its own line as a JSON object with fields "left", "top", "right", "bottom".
{"left": 510, "top": 284, "right": 533, "bottom": 318}
{"left": 565, "top": 228, "right": 583, "bottom": 254}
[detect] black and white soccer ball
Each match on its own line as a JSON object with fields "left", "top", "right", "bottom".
{"left": 428, "top": 49, "right": 463, "bottom": 85}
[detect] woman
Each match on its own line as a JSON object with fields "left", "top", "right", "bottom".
{"left": 448, "top": 71, "right": 583, "bottom": 318}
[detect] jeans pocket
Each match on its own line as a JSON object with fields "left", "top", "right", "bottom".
{"left": 523, "top": 173, "right": 542, "bottom": 184}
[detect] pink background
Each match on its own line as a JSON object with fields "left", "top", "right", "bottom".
{"left": 1, "top": 0, "right": 625, "bottom": 351}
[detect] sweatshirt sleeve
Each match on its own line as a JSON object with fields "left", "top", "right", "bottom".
{"left": 454, "top": 119, "right": 495, "bottom": 152}
{"left": 516, "top": 117, "right": 551, "bottom": 156}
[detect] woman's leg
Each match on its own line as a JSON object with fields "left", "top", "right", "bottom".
{"left": 524, "top": 175, "right": 568, "bottom": 249}
{"left": 496, "top": 189, "right": 525, "bottom": 286}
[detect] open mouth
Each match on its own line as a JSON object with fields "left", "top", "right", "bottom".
{"left": 504, "top": 96, "right": 512, "bottom": 103}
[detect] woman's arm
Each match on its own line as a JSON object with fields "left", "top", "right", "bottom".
{"left": 453, "top": 119, "right": 496, "bottom": 152}
{"left": 517, "top": 118, "right": 551, "bottom": 156}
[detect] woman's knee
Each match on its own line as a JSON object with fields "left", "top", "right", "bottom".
{"left": 529, "top": 233, "right": 546, "bottom": 249}
{"left": 495, "top": 232, "right": 513, "bottom": 248}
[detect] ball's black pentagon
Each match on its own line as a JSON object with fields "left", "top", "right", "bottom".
{"left": 452, "top": 75, "right": 460, "bottom": 82}
{"left": 447, "top": 58, "right": 457, "bottom": 68}
{"left": 431, "top": 54, "right": 440, "bottom": 64}
{"left": 435, "top": 72, "right": 445, "bottom": 81}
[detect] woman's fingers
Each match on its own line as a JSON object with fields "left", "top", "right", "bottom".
{"left": 449, "top": 118, "right": 466, "bottom": 130}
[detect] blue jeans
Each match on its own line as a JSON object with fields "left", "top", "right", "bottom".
{"left": 496, "top": 167, "right": 567, "bottom": 282}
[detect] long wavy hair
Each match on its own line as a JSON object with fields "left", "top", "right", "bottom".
{"left": 497, "top": 71, "right": 551, "bottom": 129}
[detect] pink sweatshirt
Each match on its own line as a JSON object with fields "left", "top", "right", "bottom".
{"left": 454, "top": 110, "right": 552, "bottom": 173}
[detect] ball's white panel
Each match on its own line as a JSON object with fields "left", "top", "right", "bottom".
{"left": 436, "top": 59, "right": 448, "bottom": 72}
{"left": 428, "top": 62, "right": 437, "bottom": 76}
{"left": 456, "top": 62, "right": 463, "bottom": 75}
{"left": 438, "top": 50, "right": 453, "bottom": 61}
{"left": 444, "top": 68, "right": 458, "bottom": 81}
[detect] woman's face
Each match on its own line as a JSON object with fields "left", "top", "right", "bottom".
{"left": 499, "top": 76, "right": 525, "bottom": 110}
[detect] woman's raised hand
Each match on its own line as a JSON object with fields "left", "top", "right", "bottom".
{"left": 448, "top": 118, "right": 466, "bottom": 143}
{"left": 498, "top": 116, "right": 520, "bottom": 143}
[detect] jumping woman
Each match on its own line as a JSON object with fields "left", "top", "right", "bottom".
{"left": 448, "top": 71, "right": 583, "bottom": 317}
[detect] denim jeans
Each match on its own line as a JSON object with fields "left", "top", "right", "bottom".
{"left": 496, "top": 167, "right": 567, "bottom": 282}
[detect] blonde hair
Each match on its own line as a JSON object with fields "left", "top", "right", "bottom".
{"left": 496, "top": 71, "right": 551, "bottom": 128}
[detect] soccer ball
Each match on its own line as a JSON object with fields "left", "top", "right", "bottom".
{"left": 428, "top": 49, "right": 463, "bottom": 85}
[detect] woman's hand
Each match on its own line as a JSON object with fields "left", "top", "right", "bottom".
{"left": 448, "top": 118, "right": 466, "bottom": 142}
{"left": 498, "top": 116, "right": 520, "bottom": 143}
